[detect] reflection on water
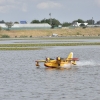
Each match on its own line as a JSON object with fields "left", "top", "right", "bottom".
{"left": 0, "top": 46, "right": 100, "bottom": 100}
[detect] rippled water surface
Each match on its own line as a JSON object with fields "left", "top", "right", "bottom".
{"left": 0, "top": 38, "right": 100, "bottom": 44}
{"left": 0, "top": 46, "right": 100, "bottom": 100}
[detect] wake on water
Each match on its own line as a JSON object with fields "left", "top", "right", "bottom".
{"left": 61, "top": 60, "right": 100, "bottom": 68}
{"left": 77, "top": 60, "right": 100, "bottom": 66}
{"left": 62, "top": 64, "right": 71, "bottom": 69}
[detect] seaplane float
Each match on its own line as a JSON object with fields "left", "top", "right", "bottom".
{"left": 35, "top": 52, "right": 79, "bottom": 69}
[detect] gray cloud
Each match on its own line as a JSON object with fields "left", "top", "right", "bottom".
{"left": 21, "top": 3, "right": 28, "bottom": 12}
{"left": 37, "top": 1, "right": 62, "bottom": 9}
{"left": 0, "top": 0, "right": 28, "bottom": 13}
{"left": 0, "top": 0, "right": 100, "bottom": 23}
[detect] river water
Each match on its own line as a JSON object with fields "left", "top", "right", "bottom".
{"left": 0, "top": 46, "right": 100, "bottom": 100}
{"left": 0, "top": 38, "right": 100, "bottom": 44}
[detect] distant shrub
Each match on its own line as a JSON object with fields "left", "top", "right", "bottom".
{"left": 5, "top": 22, "right": 13, "bottom": 30}
{"left": 20, "top": 35, "right": 28, "bottom": 38}
{"left": 76, "top": 32, "right": 80, "bottom": 35}
{"left": 30, "top": 35, "right": 32, "bottom": 38}
{"left": 98, "top": 34, "right": 100, "bottom": 36}
{"left": 1, "top": 35, "right": 10, "bottom": 38}
{"left": 0, "top": 27, "right": 2, "bottom": 31}
{"left": 82, "top": 26, "right": 87, "bottom": 29}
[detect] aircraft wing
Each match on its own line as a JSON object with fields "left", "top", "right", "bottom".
{"left": 66, "top": 58, "right": 79, "bottom": 61}
{"left": 35, "top": 60, "right": 46, "bottom": 66}
{"left": 35, "top": 60, "right": 46, "bottom": 62}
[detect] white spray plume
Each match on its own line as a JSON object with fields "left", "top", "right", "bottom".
{"left": 62, "top": 64, "right": 71, "bottom": 69}
{"left": 77, "top": 60, "right": 100, "bottom": 66}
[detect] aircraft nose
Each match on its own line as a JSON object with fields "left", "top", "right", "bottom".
{"left": 44, "top": 63, "right": 48, "bottom": 67}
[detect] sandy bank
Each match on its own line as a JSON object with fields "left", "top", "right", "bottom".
{"left": 0, "top": 27, "right": 100, "bottom": 38}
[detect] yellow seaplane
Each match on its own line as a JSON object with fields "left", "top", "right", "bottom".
{"left": 35, "top": 52, "right": 79, "bottom": 69}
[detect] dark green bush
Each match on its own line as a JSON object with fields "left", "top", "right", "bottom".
{"left": 20, "top": 35, "right": 28, "bottom": 38}
{"left": 0, "top": 27, "right": 2, "bottom": 31}
{"left": 30, "top": 35, "right": 32, "bottom": 38}
{"left": 1, "top": 35, "right": 10, "bottom": 38}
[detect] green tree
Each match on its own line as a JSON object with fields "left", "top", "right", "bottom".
{"left": 5, "top": 22, "right": 13, "bottom": 30}
{"left": 86, "top": 19, "right": 95, "bottom": 25}
{"left": 31, "top": 20, "right": 40, "bottom": 23}
{"left": 51, "top": 18, "right": 61, "bottom": 28}
{"left": 62, "top": 22, "right": 71, "bottom": 27}
{"left": 40, "top": 18, "right": 61, "bottom": 28}
{"left": 14, "top": 21, "right": 19, "bottom": 24}
{"left": 44, "top": 19, "right": 50, "bottom": 24}
{"left": 41, "top": 19, "right": 46, "bottom": 23}
{"left": 72, "top": 19, "right": 85, "bottom": 23}
{"left": 96, "top": 21, "right": 100, "bottom": 24}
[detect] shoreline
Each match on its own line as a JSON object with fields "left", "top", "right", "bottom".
{"left": 0, "top": 27, "right": 100, "bottom": 38}
{"left": 0, "top": 42, "right": 99, "bottom": 50}
{"left": 0, "top": 28, "right": 100, "bottom": 50}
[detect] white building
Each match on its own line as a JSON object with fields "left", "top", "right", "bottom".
{"left": 0, "top": 23, "right": 51, "bottom": 30}
{"left": 72, "top": 22, "right": 88, "bottom": 27}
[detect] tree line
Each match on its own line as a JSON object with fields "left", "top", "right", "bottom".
{"left": 0, "top": 18, "right": 100, "bottom": 28}
{"left": 20, "top": 18, "right": 100, "bottom": 27}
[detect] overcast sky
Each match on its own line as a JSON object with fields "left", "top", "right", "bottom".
{"left": 0, "top": 0, "right": 100, "bottom": 23}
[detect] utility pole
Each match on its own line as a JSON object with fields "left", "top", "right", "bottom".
{"left": 49, "top": 13, "right": 52, "bottom": 26}
{"left": 92, "top": 17, "right": 93, "bottom": 25}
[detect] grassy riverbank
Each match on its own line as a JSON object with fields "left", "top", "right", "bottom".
{"left": 0, "top": 43, "right": 100, "bottom": 47}
{"left": 0, "top": 27, "right": 100, "bottom": 50}
{"left": 0, "top": 27, "right": 100, "bottom": 38}
{"left": 0, "top": 42, "right": 99, "bottom": 50}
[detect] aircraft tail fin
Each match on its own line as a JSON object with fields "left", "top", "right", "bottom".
{"left": 66, "top": 52, "right": 78, "bottom": 65}
{"left": 67, "top": 52, "right": 73, "bottom": 60}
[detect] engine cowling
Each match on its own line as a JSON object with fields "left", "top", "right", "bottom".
{"left": 56, "top": 57, "right": 61, "bottom": 61}
{"left": 46, "top": 57, "right": 50, "bottom": 62}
